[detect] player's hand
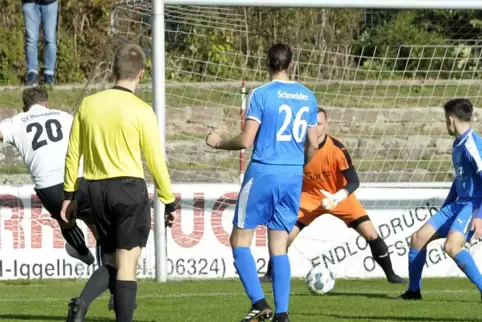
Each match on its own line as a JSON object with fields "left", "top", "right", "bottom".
{"left": 206, "top": 131, "right": 222, "bottom": 149}
{"left": 164, "top": 210, "right": 175, "bottom": 228}
{"left": 320, "top": 189, "right": 337, "bottom": 210}
{"left": 471, "top": 217, "right": 482, "bottom": 239}
{"left": 60, "top": 200, "right": 78, "bottom": 223}
{"left": 321, "top": 197, "right": 336, "bottom": 210}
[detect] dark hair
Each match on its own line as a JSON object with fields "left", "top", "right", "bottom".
{"left": 113, "top": 43, "right": 146, "bottom": 81}
{"left": 22, "top": 86, "right": 48, "bottom": 111}
{"left": 267, "top": 43, "right": 292, "bottom": 73}
{"left": 317, "top": 107, "right": 327, "bottom": 118}
{"left": 444, "top": 98, "right": 473, "bottom": 122}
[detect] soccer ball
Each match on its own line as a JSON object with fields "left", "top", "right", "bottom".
{"left": 304, "top": 265, "right": 335, "bottom": 295}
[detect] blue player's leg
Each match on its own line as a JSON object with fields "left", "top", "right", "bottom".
{"left": 444, "top": 203, "right": 482, "bottom": 296}
{"left": 267, "top": 228, "right": 292, "bottom": 322}
{"left": 267, "top": 173, "right": 302, "bottom": 322}
{"left": 397, "top": 204, "right": 452, "bottom": 300}
{"left": 233, "top": 173, "right": 275, "bottom": 322}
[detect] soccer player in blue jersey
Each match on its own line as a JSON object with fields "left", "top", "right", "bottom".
{"left": 206, "top": 43, "right": 318, "bottom": 322}
{"left": 398, "top": 98, "right": 482, "bottom": 300}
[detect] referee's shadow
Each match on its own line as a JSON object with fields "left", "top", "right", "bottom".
{"left": 0, "top": 314, "right": 154, "bottom": 322}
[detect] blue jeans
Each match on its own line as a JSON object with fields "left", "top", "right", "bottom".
{"left": 22, "top": 0, "right": 58, "bottom": 76}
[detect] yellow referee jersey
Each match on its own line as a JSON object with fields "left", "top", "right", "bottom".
{"left": 64, "top": 86, "right": 175, "bottom": 205}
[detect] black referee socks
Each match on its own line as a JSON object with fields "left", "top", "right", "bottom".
{"left": 114, "top": 280, "right": 137, "bottom": 322}
{"left": 79, "top": 264, "right": 118, "bottom": 309}
{"left": 79, "top": 266, "right": 110, "bottom": 308}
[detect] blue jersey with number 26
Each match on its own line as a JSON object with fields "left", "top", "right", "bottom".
{"left": 246, "top": 80, "right": 318, "bottom": 166}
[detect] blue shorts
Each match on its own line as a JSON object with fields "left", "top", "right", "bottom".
{"left": 233, "top": 162, "right": 303, "bottom": 232}
{"left": 428, "top": 199, "right": 482, "bottom": 239}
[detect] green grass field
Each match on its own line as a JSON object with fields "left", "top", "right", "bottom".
{"left": 0, "top": 278, "right": 480, "bottom": 321}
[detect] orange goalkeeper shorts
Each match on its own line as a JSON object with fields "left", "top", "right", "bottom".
{"left": 297, "top": 191, "right": 367, "bottom": 227}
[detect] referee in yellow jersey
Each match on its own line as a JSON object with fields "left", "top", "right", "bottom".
{"left": 61, "top": 43, "right": 176, "bottom": 322}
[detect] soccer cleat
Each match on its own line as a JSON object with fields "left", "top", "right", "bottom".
{"left": 66, "top": 297, "right": 87, "bottom": 322}
{"left": 108, "top": 294, "right": 138, "bottom": 311}
{"left": 387, "top": 274, "right": 407, "bottom": 284}
{"left": 65, "top": 243, "right": 95, "bottom": 266}
{"left": 259, "top": 274, "right": 272, "bottom": 283}
{"left": 239, "top": 307, "right": 274, "bottom": 322}
{"left": 273, "top": 313, "right": 290, "bottom": 322}
{"left": 395, "top": 290, "right": 422, "bottom": 300}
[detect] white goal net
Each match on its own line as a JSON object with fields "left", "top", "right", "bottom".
{"left": 102, "top": 2, "right": 482, "bottom": 280}
{"left": 108, "top": 2, "right": 482, "bottom": 185}
{"left": 1, "top": 2, "right": 476, "bottom": 281}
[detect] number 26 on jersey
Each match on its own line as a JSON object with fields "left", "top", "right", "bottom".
{"left": 276, "top": 105, "right": 309, "bottom": 143}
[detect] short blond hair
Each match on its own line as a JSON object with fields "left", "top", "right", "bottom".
{"left": 113, "top": 43, "right": 146, "bottom": 81}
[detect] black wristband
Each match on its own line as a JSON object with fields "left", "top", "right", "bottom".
{"left": 165, "top": 202, "right": 176, "bottom": 213}
{"left": 63, "top": 190, "right": 76, "bottom": 201}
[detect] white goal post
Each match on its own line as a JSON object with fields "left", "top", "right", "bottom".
{"left": 148, "top": 0, "right": 482, "bottom": 282}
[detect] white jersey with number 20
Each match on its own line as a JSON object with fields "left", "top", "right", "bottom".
{"left": 0, "top": 104, "right": 78, "bottom": 189}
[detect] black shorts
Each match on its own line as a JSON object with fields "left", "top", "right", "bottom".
{"left": 35, "top": 178, "right": 92, "bottom": 225}
{"left": 87, "top": 177, "right": 150, "bottom": 254}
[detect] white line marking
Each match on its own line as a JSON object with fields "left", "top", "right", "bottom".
{"left": 0, "top": 289, "right": 478, "bottom": 302}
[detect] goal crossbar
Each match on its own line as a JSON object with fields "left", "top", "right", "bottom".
{"left": 161, "top": 0, "right": 482, "bottom": 9}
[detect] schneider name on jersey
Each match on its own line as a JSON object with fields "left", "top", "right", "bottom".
{"left": 0, "top": 104, "right": 81, "bottom": 189}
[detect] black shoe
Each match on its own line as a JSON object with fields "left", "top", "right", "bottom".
{"left": 394, "top": 290, "right": 422, "bottom": 300}
{"left": 66, "top": 297, "right": 87, "bottom": 322}
{"left": 27, "top": 72, "right": 38, "bottom": 86}
{"left": 259, "top": 274, "right": 272, "bottom": 283}
{"left": 44, "top": 74, "right": 54, "bottom": 85}
{"left": 239, "top": 307, "right": 274, "bottom": 322}
{"left": 108, "top": 294, "right": 138, "bottom": 311}
{"left": 108, "top": 294, "right": 114, "bottom": 311}
{"left": 387, "top": 274, "right": 407, "bottom": 284}
{"left": 273, "top": 313, "right": 290, "bottom": 322}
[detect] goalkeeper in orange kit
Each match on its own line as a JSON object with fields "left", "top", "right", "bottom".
{"left": 261, "top": 107, "right": 406, "bottom": 284}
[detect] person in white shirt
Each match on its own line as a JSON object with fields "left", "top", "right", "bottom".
{"left": 0, "top": 87, "right": 95, "bottom": 265}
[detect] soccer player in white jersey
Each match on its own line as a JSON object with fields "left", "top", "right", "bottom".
{"left": 398, "top": 98, "right": 482, "bottom": 300}
{"left": 0, "top": 87, "right": 95, "bottom": 265}
{"left": 206, "top": 43, "right": 318, "bottom": 322}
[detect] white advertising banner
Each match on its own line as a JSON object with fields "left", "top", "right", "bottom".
{"left": 1, "top": 183, "right": 481, "bottom": 280}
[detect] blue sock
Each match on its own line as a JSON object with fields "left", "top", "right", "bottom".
{"left": 233, "top": 247, "right": 264, "bottom": 304}
{"left": 454, "top": 249, "right": 482, "bottom": 292}
{"left": 408, "top": 248, "right": 426, "bottom": 292}
{"left": 271, "top": 254, "right": 290, "bottom": 314}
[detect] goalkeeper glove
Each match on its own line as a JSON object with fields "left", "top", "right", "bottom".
{"left": 320, "top": 189, "right": 349, "bottom": 211}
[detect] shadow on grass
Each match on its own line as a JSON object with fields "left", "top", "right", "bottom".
{"left": 0, "top": 315, "right": 155, "bottom": 322}
{"left": 303, "top": 313, "right": 479, "bottom": 322}
{"left": 294, "top": 291, "right": 391, "bottom": 300}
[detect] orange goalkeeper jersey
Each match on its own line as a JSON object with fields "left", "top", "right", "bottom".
{"left": 303, "top": 135, "right": 353, "bottom": 197}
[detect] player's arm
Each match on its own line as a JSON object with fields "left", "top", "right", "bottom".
{"left": 139, "top": 108, "right": 176, "bottom": 213}
{"left": 211, "top": 119, "right": 259, "bottom": 150}
{"left": 441, "top": 180, "right": 457, "bottom": 208}
{"left": 305, "top": 128, "right": 318, "bottom": 166}
{"left": 341, "top": 166, "right": 360, "bottom": 195}
{"left": 321, "top": 142, "right": 356, "bottom": 209}
{"left": 207, "top": 89, "right": 260, "bottom": 150}
{"left": 304, "top": 95, "right": 319, "bottom": 166}
{"left": 465, "top": 144, "right": 482, "bottom": 218}
{"left": 0, "top": 118, "right": 14, "bottom": 144}
{"left": 63, "top": 107, "right": 83, "bottom": 199}
{"left": 330, "top": 144, "right": 357, "bottom": 204}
